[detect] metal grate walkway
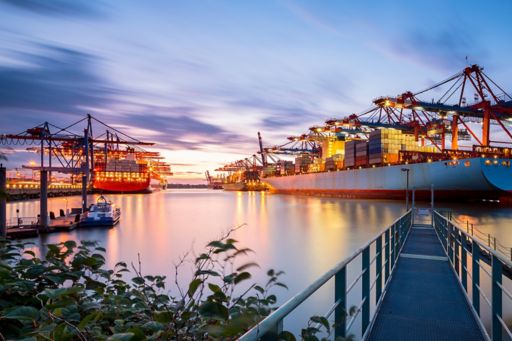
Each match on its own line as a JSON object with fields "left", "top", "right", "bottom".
{"left": 368, "top": 222, "right": 485, "bottom": 341}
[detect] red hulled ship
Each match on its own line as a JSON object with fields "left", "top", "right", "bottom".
{"left": 92, "top": 147, "right": 171, "bottom": 193}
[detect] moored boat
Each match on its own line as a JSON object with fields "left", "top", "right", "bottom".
{"left": 80, "top": 196, "right": 121, "bottom": 227}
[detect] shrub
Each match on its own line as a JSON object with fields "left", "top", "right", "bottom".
{"left": 0, "top": 228, "right": 286, "bottom": 340}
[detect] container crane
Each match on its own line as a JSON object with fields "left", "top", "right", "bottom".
{"left": 0, "top": 114, "right": 170, "bottom": 229}
{"left": 375, "top": 65, "right": 512, "bottom": 149}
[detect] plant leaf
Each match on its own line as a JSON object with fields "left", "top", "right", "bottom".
{"left": 107, "top": 333, "right": 135, "bottom": 341}
{"left": 188, "top": 278, "right": 202, "bottom": 297}
{"left": 234, "top": 271, "right": 251, "bottom": 284}
{"left": 236, "top": 262, "right": 259, "bottom": 272}
{"left": 4, "top": 306, "right": 40, "bottom": 321}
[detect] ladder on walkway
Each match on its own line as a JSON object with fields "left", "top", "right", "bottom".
{"left": 239, "top": 209, "right": 511, "bottom": 341}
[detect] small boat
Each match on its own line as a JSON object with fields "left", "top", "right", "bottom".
{"left": 80, "top": 195, "right": 121, "bottom": 228}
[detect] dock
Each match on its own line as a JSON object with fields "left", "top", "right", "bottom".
{"left": 239, "top": 209, "right": 511, "bottom": 341}
{"left": 6, "top": 213, "right": 80, "bottom": 239}
{"left": 368, "top": 217, "right": 484, "bottom": 340}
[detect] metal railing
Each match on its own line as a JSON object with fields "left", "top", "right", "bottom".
{"left": 6, "top": 216, "right": 38, "bottom": 228}
{"left": 453, "top": 216, "right": 512, "bottom": 262}
{"left": 433, "top": 211, "right": 512, "bottom": 341}
{"left": 239, "top": 210, "right": 413, "bottom": 340}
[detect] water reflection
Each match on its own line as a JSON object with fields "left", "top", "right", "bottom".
{"left": 6, "top": 191, "right": 512, "bottom": 335}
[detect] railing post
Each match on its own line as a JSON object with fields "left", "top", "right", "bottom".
{"left": 390, "top": 224, "right": 396, "bottom": 267}
{"left": 447, "top": 223, "right": 453, "bottom": 264}
{"left": 260, "top": 319, "right": 283, "bottom": 339}
{"left": 454, "top": 229, "right": 460, "bottom": 275}
{"left": 385, "top": 229, "right": 390, "bottom": 282}
{"left": 334, "top": 266, "right": 347, "bottom": 339}
{"left": 376, "top": 235, "right": 382, "bottom": 303}
{"left": 491, "top": 254, "right": 502, "bottom": 341}
{"left": 461, "top": 234, "right": 467, "bottom": 291}
{"left": 362, "top": 246, "right": 370, "bottom": 336}
{"left": 430, "top": 184, "right": 434, "bottom": 225}
{"left": 396, "top": 221, "right": 402, "bottom": 250}
{"left": 472, "top": 242, "right": 480, "bottom": 316}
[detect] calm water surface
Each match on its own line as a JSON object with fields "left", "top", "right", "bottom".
{"left": 6, "top": 190, "right": 512, "bottom": 336}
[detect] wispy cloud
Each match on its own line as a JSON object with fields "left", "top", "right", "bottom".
{"left": 381, "top": 27, "right": 487, "bottom": 72}
{"left": 0, "top": 0, "right": 107, "bottom": 18}
{"left": 0, "top": 43, "right": 113, "bottom": 115}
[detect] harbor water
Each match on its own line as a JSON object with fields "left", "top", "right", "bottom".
{"left": 6, "top": 190, "right": 512, "bottom": 335}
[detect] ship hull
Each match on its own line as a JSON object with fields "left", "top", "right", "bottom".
{"left": 222, "top": 182, "right": 247, "bottom": 191}
{"left": 263, "top": 157, "right": 512, "bottom": 202}
{"left": 223, "top": 182, "right": 267, "bottom": 191}
{"left": 92, "top": 179, "right": 151, "bottom": 194}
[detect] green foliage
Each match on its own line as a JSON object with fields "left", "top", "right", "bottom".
{"left": 0, "top": 230, "right": 286, "bottom": 340}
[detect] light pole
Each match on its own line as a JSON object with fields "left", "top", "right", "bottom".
{"left": 401, "top": 168, "right": 410, "bottom": 210}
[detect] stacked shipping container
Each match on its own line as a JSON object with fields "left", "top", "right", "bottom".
{"left": 295, "top": 154, "right": 313, "bottom": 174}
{"left": 355, "top": 141, "right": 368, "bottom": 166}
{"left": 105, "top": 159, "right": 141, "bottom": 172}
{"left": 344, "top": 140, "right": 357, "bottom": 167}
{"left": 369, "top": 128, "right": 438, "bottom": 165}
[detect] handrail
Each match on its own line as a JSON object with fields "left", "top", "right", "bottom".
{"left": 452, "top": 215, "right": 512, "bottom": 261}
{"left": 433, "top": 210, "right": 512, "bottom": 341}
{"left": 239, "top": 210, "right": 413, "bottom": 340}
{"left": 434, "top": 211, "right": 512, "bottom": 270}
{"left": 6, "top": 216, "right": 38, "bottom": 227}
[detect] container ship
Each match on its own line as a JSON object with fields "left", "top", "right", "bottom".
{"left": 222, "top": 170, "right": 267, "bottom": 191}
{"left": 214, "top": 157, "right": 268, "bottom": 191}
{"left": 205, "top": 171, "right": 223, "bottom": 189}
{"left": 92, "top": 147, "right": 171, "bottom": 193}
{"left": 258, "top": 65, "right": 512, "bottom": 203}
{"left": 264, "top": 135, "right": 512, "bottom": 202}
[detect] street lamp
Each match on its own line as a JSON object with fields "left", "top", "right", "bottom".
{"left": 401, "top": 168, "right": 410, "bottom": 210}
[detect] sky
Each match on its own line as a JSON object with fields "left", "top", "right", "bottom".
{"left": 0, "top": 0, "right": 512, "bottom": 183}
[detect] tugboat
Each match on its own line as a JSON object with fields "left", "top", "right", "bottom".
{"left": 80, "top": 195, "right": 121, "bottom": 228}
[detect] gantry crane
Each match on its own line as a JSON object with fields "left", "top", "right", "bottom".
{"left": 0, "top": 114, "right": 170, "bottom": 228}
{"left": 374, "top": 65, "right": 512, "bottom": 149}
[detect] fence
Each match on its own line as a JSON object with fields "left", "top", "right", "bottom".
{"left": 239, "top": 210, "right": 413, "bottom": 340}
{"left": 452, "top": 214, "right": 512, "bottom": 262}
{"left": 433, "top": 211, "right": 512, "bottom": 341}
{"left": 6, "top": 216, "right": 38, "bottom": 227}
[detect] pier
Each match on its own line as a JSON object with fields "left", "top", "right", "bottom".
{"left": 239, "top": 208, "right": 512, "bottom": 340}
{"left": 0, "top": 114, "right": 164, "bottom": 238}
{"left": 4, "top": 182, "right": 82, "bottom": 201}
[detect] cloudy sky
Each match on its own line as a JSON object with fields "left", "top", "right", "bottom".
{"left": 1, "top": 0, "right": 511, "bottom": 182}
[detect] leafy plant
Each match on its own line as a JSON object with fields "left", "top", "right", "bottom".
{"left": 0, "top": 225, "right": 357, "bottom": 340}
{"left": 0, "top": 228, "right": 287, "bottom": 340}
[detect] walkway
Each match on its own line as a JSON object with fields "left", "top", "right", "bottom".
{"left": 368, "top": 220, "right": 485, "bottom": 341}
